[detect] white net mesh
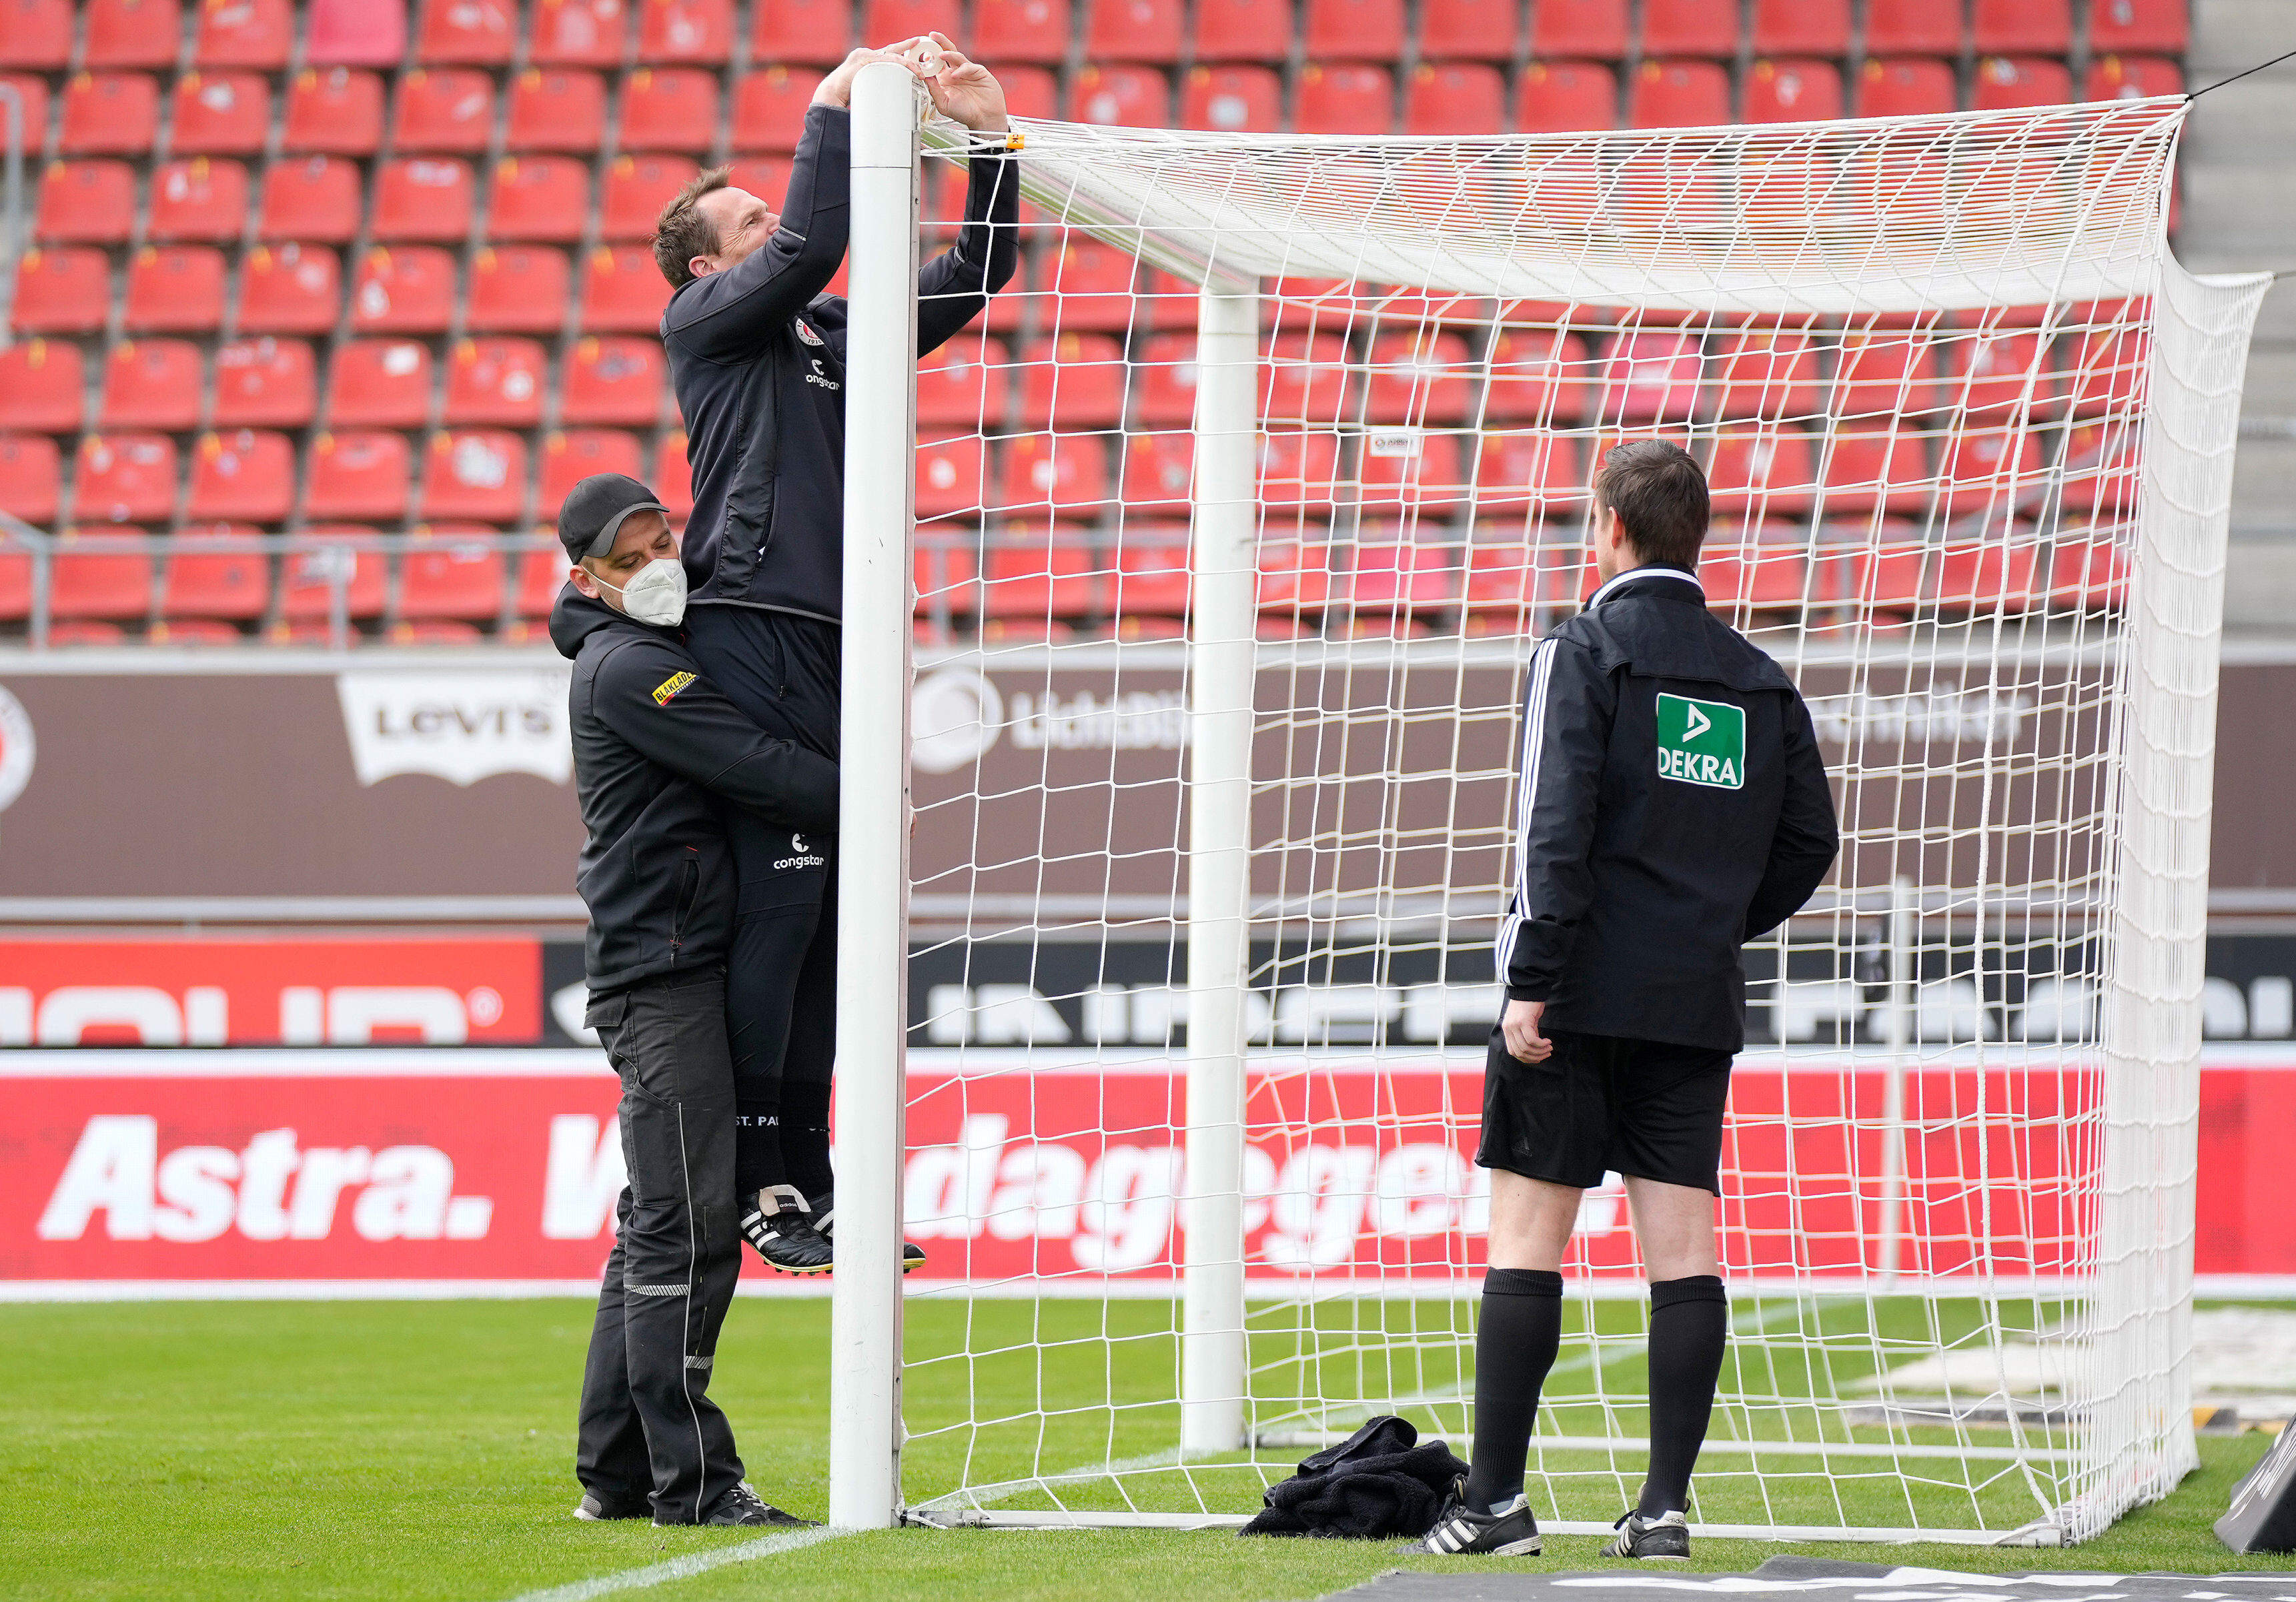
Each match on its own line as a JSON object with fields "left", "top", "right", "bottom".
{"left": 876, "top": 97, "right": 2267, "bottom": 1543}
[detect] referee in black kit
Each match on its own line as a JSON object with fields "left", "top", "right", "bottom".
{"left": 1419, "top": 440, "right": 1840, "bottom": 1562}
{"left": 644, "top": 37, "right": 1018, "bottom": 1269}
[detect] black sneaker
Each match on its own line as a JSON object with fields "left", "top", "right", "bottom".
{"left": 675, "top": 1482, "right": 821, "bottom": 1529}
{"left": 574, "top": 1492, "right": 648, "bottom": 1521}
{"left": 1415, "top": 1478, "right": 1543, "bottom": 1556}
{"left": 740, "top": 1185, "right": 834, "bottom": 1275}
{"left": 808, "top": 1190, "right": 926, "bottom": 1273}
{"left": 1602, "top": 1509, "right": 1690, "bottom": 1559}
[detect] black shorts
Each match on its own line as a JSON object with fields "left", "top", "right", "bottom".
{"left": 1475, "top": 1028, "right": 1734, "bottom": 1195}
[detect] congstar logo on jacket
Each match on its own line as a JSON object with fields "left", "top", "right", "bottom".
{"left": 1656, "top": 693, "right": 1744, "bottom": 790}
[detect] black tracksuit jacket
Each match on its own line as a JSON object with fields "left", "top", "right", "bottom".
{"left": 551, "top": 589, "right": 841, "bottom": 997}
{"left": 1496, "top": 567, "right": 1840, "bottom": 1052}
{"left": 664, "top": 105, "right": 1021, "bottom": 622}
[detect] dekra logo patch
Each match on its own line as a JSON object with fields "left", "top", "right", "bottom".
{"left": 1655, "top": 693, "right": 1744, "bottom": 790}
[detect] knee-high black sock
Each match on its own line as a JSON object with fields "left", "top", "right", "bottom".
{"left": 733, "top": 1099, "right": 784, "bottom": 1197}
{"left": 779, "top": 1080, "right": 834, "bottom": 1202}
{"left": 1464, "top": 1267, "right": 1564, "bottom": 1513}
{"left": 1640, "top": 1275, "right": 1727, "bottom": 1517}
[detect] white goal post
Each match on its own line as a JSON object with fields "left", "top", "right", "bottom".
{"left": 831, "top": 59, "right": 2269, "bottom": 1543}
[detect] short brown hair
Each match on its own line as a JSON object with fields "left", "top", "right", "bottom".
{"left": 652, "top": 165, "right": 734, "bottom": 290}
{"left": 1594, "top": 439, "right": 1709, "bottom": 570}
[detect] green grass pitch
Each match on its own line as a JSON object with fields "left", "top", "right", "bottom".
{"left": 5, "top": 1298, "right": 2292, "bottom": 1602}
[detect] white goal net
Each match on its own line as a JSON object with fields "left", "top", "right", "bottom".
{"left": 833, "top": 87, "right": 2267, "bottom": 1545}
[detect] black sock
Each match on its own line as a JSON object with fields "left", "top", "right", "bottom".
{"left": 779, "top": 1080, "right": 834, "bottom": 1201}
{"left": 1464, "top": 1267, "right": 1564, "bottom": 1514}
{"left": 734, "top": 1100, "right": 784, "bottom": 1196}
{"left": 1640, "top": 1275, "right": 1727, "bottom": 1517}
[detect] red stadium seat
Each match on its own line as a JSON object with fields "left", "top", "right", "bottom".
{"left": 307, "top": 432, "right": 412, "bottom": 520}
{"left": 562, "top": 337, "right": 666, "bottom": 426}
{"left": 1484, "top": 328, "right": 1592, "bottom": 424}
{"left": 1462, "top": 536, "right": 1542, "bottom": 626}
{"left": 102, "top": 339, "right": 203, "bottom": 429}
{"left": 444, "top": 337, "right": 547, "bottom": 425}
{"left": 422, "top": 430, "right": 528, "bottom": 522}
{"left": 533, "top": 0, "right": 628, "bottom": 64}
{"left": 918, "top": 335, "right": 1009, "bottom": 429}
{"left": 330, "top": 338, "right": 433, "bottom": 427}
{"left": 195, "top": 0, "right": 292, "bottom": 64}
{"left": 516, "top": 542, "right": 571, "bottom": 617}
{"left": 161, "top": 528, "right": 270, "bottom": 619}
{"left": 419, "top": 0, "right": 517, "bottom": 63}
{"left": 1751, "top": 0, "right": 1846, "bottom": 54}
{"left": 913, "top": 535, "right": 979, "bottom": 620}
{"left": 1260, "top": 332, "right": 1350, "bottom": 427}
{"left": 2057, "top": 421, "right": 2141, "bottom": 516}
{"left": 1181, "top": 65, "right": 1281, "bottom": 132}
{"left": 602, "top": 153, "right": 697, "bottom": 239}
{"left": 213, "top": 337, "right": 317, "bottom": 428}
{"left": 467, "top": 245, "right": 572, "bottom": 333}
{"left": 1043, "top": 239, "right": 1149, "bottom": 333}
{"left": 1305, "top": 0, "right": 1404, "bottom": 58}
{"left": 1017, "top": 333, "right": 1125, "bottom": 428}
{"left": 1348, "top": 538, "right": 1458, "bottom": 616}
{"left": 580, "top": 245, "right": 674, "bottom": 332}
{"left": 76, "top": 434, "right": 177, "bottom": 524}
{"left": 1864, "top": 0, "right": 1960, "bottom": 53}
{"left": 396, "top": 67, "right": 495, "bottom": 153}
{"left": 238, "top": 243, "right": 341, "bottom": 333}
{"left": 0, "top": 435, "right": 63, "bottom": 524}
{"left": 1129, "top": 332, "right": 1196, "bottom": 428}
{"left": 149, "top": 157, "right": 248, "bottom": 241}
{"left": 1832, "top": 320, "right": 1944, "bottom": 419}
{"left": 974, "top": 0, "right": 1069, "bottom": 63}
{"left": 308, "top": 0, "right": 406, "bottom": 63}
{"left": 1472, "top": 430, "right": 1585, "bottom": 512}
{"left": 749, "top": 0, "right": 852, "bottom": 65}
{"left": 732, "top": 66, "right": 822, "bottom": 150}
{"left": 915, "top": 434, "right": 985, "bottom": 518}
{"left": 1405, "top": 63, "right": 1504, "bottom": 137}
{"left": 1820, "top": 428, "right": 1930, "bottom": 514}
{"left": 1000, "top": 432, "right": 1112, "bottom": 515}
{"left": 1744, "top": 58, "right": 1841, "bottom": 121}
{"left": 2067, "top": 306, "right": 2146, "bottom": 420}
{"left": 85, "top": 0, "right": 179, "bottom": 66}
{"left": 2087, "top": 54, "right": 2182, "bottom": 101}
{"left": 187, "top": 429, "right": 295, "bottom": 522}
{"left": 0, "top": 70, "right": 48, "bottom": 149}
{"left": 1257, "top": 430, "right": 1341, "bottom": 510}
{"left": 1193, "top": 0, "right": 1292, "bottom": 61}
{"left": 1641, "top": 0, "right": 1738, "bottom": 56}
{"left": 508, "top": 67, "right": 606, "bottom": 151}
{"left": 2091, "top": 0, "right": 2187, "bottom": 54}
{"left": 1972, "top": 56, "right": 2073, "bottom": 111}
{"left": 1712, "top": 327, "right": 1820, "bottom": 419}
{"left": 260, "top": 155, "right": 364, "bottom": 241}
{"left": 640, "top": 0, "right": 735, "bottom": 63}
{"left": 0, "top": 339, "right": 83, "bottom": 432}
{"left": 490, "top": 157, "right": 590, "bottom": 241}
{"left": 725, "top": 154, "right": 792, "bottom": 209}
{"left": 124, "top": 245, "right": 227, "bottom": 331}
{"left": 171, "top": 69, "right": 268, "bottom": 153}
{"left": 863, "top": 0, "right": 959, "bottom": 45}
{"left": 281, "top": 526, "right": 388, "bottom": 618}
{"left": 353, "top": 246, "right": 459, "bottom": 333}
{"left": 1707, "top": 426, "right": 1817, "bottom": 516}
{"left": 1365, "top": 331, "right": 1473, "bottom": 425}
{"left": 1119, "top": 432, "right": 1193, "bottom": 515}
{"left": 59, "top": 71, "right": 157, "bottom": 155}
{"left": 38, "top": 161, "right": 134, "bottom": 243}
{"left": 1945, "top": 325, "right": 2053, "bottom": 419}
{"left": 0, "top": 0, "right": 72, "bottom": 67}
{"left": 1599, "top": 331, "right": 1702, "bottom": 424}
{"left": 540, "top": 429, "right": 644, "bottom": 516}
{"left": 1531, "top": 0, "right": 1626, "bottom": 58}
{"left": 1073, "top": 65, "right": 1170, "bottom": 127}
{"left": 981, "top": 534, "right": 1097, "bottom": 620}
{"left": 1255, "top": 530, "right": 1333, "bottom": 609}
{"left": 1359, "top": 428, "right": 1467, "bottom": 513}
{"left": 1516, "top": 61, "right": 1618, "bottom": 132}
{"left": 400, "top": 525, "right": 507, "bottom": 621}
{"left": 12, "top": 248, "right": 111, "bottom": 334}
{"left": 1087, "top": 0, "right": 1183, "bottom": 61}
{"left": 1295, "top": 63, "right": 1393, "bottom": 135}
{"left": 1108, "top": 526, "right": 1189, "bottom": 618}
{"left": 1972, "top": 0, "right": 2068, "bottom": 53}
{"left": 1418, "top": 0, "right": 1517, "bottom": 59}
{"left": 622, "top": 67, "right": 718, "bottom": 150}
{"left": 1856, "top": 55, "right": 1954, "bottom": 117}
{"left": 1932, "top": 537, "right": 2042, "bottom": 614}
{"left": 2049, "top": 534, "right": 2129, "bottom": 612}
{"left": 654, "top": 430, "right": 693, "bottom": 519}
{"left": 372, "top": 157, "right": 476, "bottom": 242}
{"left": 51, "top": 534, "right": 154, "bottom": 620}
{"left": 1630, "top": 59, "right": 1730, "bottom": 126}
{"left": 284, "top": 67, "right": 385, "bottom": 154}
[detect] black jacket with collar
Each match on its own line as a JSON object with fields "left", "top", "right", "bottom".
{"left": 663, "top": 105, "right": 1021, "bottom": 624}
{"left": 550, "top": 588, "right": 840, "bottom": 997}
{"left": 1496, "top": 568, "right": 1839, "bottom": 1051}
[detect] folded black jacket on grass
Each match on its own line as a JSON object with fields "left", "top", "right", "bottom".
{"left": 1240, "top": 1416, "right": 1470, "bottom": 1539}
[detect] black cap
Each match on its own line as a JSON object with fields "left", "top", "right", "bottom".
{"left": 558, "top": 473, "right": 671, "bottom": 563}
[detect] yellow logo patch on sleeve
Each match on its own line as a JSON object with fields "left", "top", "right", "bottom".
{"left": 652, "top": 671, "right": 696, "bottom": 706}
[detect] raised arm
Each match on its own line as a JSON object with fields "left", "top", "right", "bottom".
{"left": 1496, "top": 637, "right": 1619, "bottom": 1003}
{"left": 1743, "top": 691, "right": 1839, "bottom": 942}
{"left": 906, "top": 38, "right": 1023, "bottom": 355}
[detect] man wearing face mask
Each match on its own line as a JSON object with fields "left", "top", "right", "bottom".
{"left": 550, "top": 472, "right": 842, "bottom": 1526}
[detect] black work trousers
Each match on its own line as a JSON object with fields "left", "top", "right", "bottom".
{"left": 575, "top": 971, "right": 746, "bottom": 1525}
{"left": 684, "top": 604, "right": 840, "bottom": 1196}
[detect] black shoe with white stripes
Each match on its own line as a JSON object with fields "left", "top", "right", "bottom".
{"left": 677, "top": 1482, "right": 822, "bottom": 1529}
{"left": 574, "top": 1492, "right": 648, "bottom": 1521}
{"left": 740, "top": 1185, "right": 834, "bottom": 1275}
{"left": 1602, "top": 1509, "right": 1690, "bottom": 1559}
{"left": 807, "top": 1189, "right": 927, "bottom": 1273}
{"left": 1415, "top": 1479, "right": 1543, "bottom": 1556}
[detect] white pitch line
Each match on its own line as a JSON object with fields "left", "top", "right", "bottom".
{"left": 505, "top": 1525, "right": 848, "bottom": 1602}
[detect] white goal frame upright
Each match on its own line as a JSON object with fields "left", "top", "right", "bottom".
{"left": 828, "top": 60, "right": 2269, "bottom": 1541}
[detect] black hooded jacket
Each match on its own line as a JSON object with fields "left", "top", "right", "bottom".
{"left": 551, "top": 588, "right": 840, "bottom": 997}
{"left": 664, "top": 105, "right": 1021, "bottom": 623}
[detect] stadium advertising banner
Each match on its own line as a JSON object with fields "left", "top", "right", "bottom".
{"left": 4, "top": 1050, "right": 2293, "bottom": 1295}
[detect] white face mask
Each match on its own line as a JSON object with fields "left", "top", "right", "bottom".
{"left": 596, "top": 556, "right": 687, "bottom": 627}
